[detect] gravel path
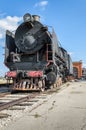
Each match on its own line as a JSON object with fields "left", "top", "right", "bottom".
{"left": 1, "top": 81, "right": 86, "bottom": 130}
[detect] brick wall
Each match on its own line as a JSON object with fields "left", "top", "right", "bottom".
{"left": 73, "top": 61, "right": 82, "bottom": 78}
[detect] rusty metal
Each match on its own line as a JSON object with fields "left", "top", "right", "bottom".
{"left": 0, "top": 78, "right": 66, "bottom": 112}
{"left": 0, "top": 92, "right": 11, "bottom": 98}
{"left": 12, "top": 79, "right": 45, "bottom": 91}
{"left": 0, "top": 93, "right": 38, "bottom": 111}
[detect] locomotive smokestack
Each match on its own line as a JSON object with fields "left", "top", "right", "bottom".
{"left": 23, "top": 13, "right": 32, "bottom": 22}
{"left": 32, "top": 15, "right": 40, "bottom": 22}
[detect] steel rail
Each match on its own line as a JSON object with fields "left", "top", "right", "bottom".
{"left": 0, "top": 92, "right": 11, "bottom": 98}
{"left": 0, "top": 93, "right": 38, "bottom": 111}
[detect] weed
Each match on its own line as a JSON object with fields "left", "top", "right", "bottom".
{"left": 34, "top": 113, "right": 41, "bottom": 118}
{"left": 48, "top": 106, "right": 53, "bottom": 111}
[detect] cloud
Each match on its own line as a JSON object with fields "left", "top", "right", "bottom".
{"left": 34, "top": 1, "right": 48, "bottom": 10}
{"left": 0, "top": 16, "right": 22, "bottom": 39}
{"left": 0, "top": 67, "right": 8, "bottom": 77}
{"left": 68, "top": 52, "right": 74, "bottom": 56}
{"left": 83, "top": 63, "right": 86, "bottom": 67}
{"left": 0, "top": 33, "right": 3, "bottom": 39}
{"left": 0, "top": 41, "right": 4, "bottom": 47}
{"left": 0, "top": 69, "right": 5, "bottom": 76}
{"left": 82, "top": 62, "right": 86, "bottom": 68}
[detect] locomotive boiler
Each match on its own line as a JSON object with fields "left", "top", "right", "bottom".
{"left": 4, "top": 13, "right": 73, "bottom": 91}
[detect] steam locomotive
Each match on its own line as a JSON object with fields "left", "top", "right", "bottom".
{"left": 4, "top": 13, "right": 73, "bottom": 91}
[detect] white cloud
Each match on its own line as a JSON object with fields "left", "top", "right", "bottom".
{"left": 34, "top": 1, "right": 48, "bottom": 10}
{"left": 0, "top": 16, "right": 22, "bottom": 39}
{"left": 0, "top": 67, "right": 9, "bottom": 77}
{"left": 0, "top": 33, "right": 3, "bottom": 39}
{"left": 0, "top": 40, "right": 5, "bottom": 47}
{"left": 35, "top": 1, "right": 48, "bottom": 7}
{"left": 68, "top": 52, "right": 74, "bottom": 56}
{"left": 82, "top": 61, "right": 86, "bottom": 68}
{"left": 0, "top": 69, "right": 4, "bottom": 77}
{"left": 83, "top": 63, "right": 86, "bottom": 67}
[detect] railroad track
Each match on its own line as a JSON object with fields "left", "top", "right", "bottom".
{"left": 0, "top": 92, "right": 49, "bottom": 128}
{"left": 0, "top": 82, "right": 70, "bottom": 112}
{"left": 0, "top": 82, "right": 70, "bottom": 111}
{"left": 0, "top": 93, "right": 39, "bottom": 111}
{"left": 0, "top": 92, "right": 11, "bottom": 98}
{"left": 0, "top": 82, "right": 71, "bottom": 129}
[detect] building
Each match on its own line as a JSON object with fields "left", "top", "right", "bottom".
{"left": 73, "top": 61, "right": 82, "bottom": 79}
{"left": 82, "top": 68, "right": 86, "bottom": 79}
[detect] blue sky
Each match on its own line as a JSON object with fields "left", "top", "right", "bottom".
{"left": 0, "top": 0, "right": 86, "bottom": 76}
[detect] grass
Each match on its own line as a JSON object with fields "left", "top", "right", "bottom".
{"left": 66, "top": 83, "right": 70, "bottom": 86}
{"left": 48, "top": 100, "right": 56, "bottom": 111}
{"left": 70, "top": 91, "right": 83, "bottom": 94}
{"left": 48, "top": 106, "right": 53, "bottom": 111}
{"left": 52, "top": 100, "right": 56, "bottom": 106}
{"left": 34, "top": 113, "right": 42, "bottom": 118}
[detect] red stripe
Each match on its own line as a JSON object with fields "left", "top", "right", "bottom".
{"left": 6, "top": 71, "right": 17, "bottom": 78}
{"left": 27, "top": 71, "right": 43, "bottom": 77}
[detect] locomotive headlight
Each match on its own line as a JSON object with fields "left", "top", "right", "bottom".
{"left": 23, "top": 13, "right": 32, "bottom": 22}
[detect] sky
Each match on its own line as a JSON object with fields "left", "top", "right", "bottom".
{"left": 0, "top": 0, "right": 86, "bottom": 76}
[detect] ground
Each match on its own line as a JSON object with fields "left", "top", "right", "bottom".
{"left": 1, "top": 81, "right": 86, "bottom": 130}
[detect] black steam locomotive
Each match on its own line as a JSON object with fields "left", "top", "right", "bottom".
{"left": 4, "top": 13, "right": 73, "bottom": 91}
